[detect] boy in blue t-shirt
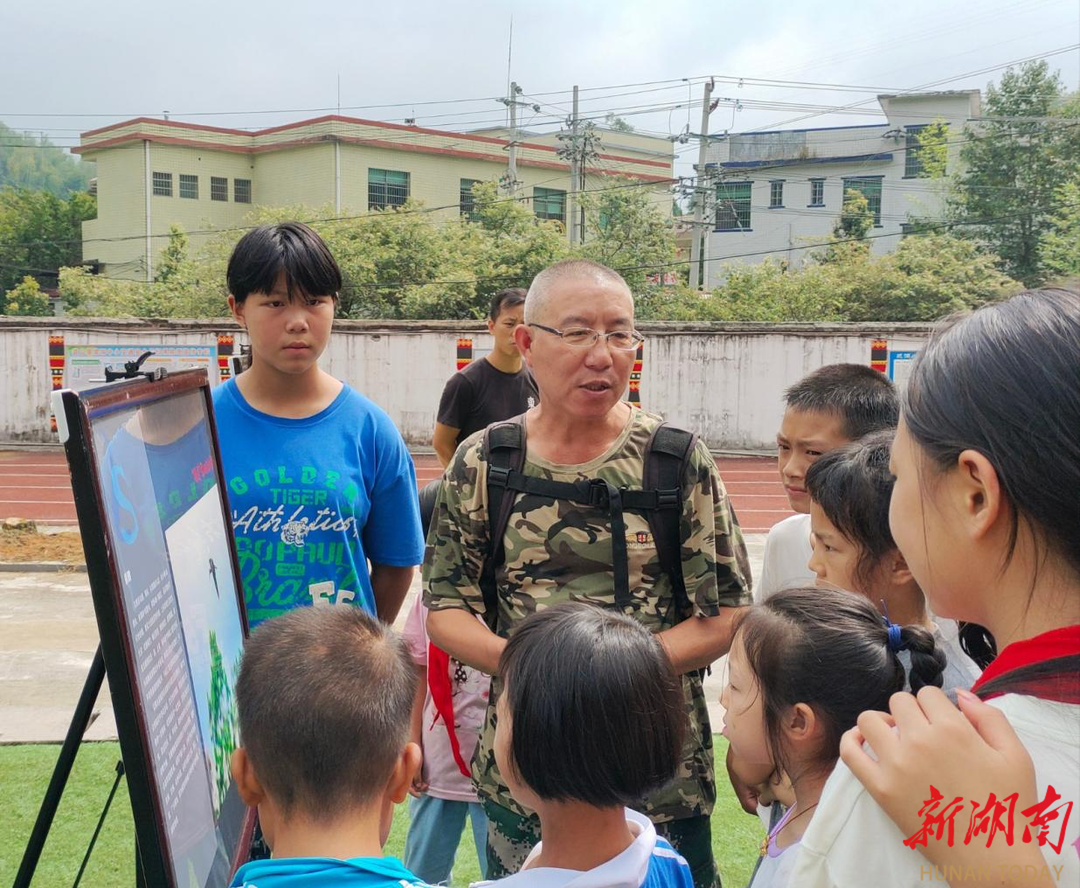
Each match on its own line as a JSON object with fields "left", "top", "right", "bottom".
{"left": 230, "top": 605, "right": 433, "bottom": 888}
{"left": 213, "top": 221, "right": 423, "bottom": 628}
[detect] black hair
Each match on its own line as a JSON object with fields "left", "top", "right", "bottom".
{"left": 226, "top": 221, "right": 342, "bottom": 304}
{"left": 236, "top": 606, "right": 416, "bottom": 819}
{"left": 737, "top": 587, "right": 945, "bottom": 782}
{"left": 489, "top": 288, "right": 526, "bottom": 321}
{"left": 498, "top": 603, "right": 686, "bottom": 808}
{"left": 783, "top": 364, "right": 899, "bottom": 440}
{"left": 805, "top": 430, "right": 898, "bottom": 591}
{"left": 905, "top": 287, "right": 1080, "bottom": 581}
{"left": 904, "top": 289, "right": 1080, "bottom": 666}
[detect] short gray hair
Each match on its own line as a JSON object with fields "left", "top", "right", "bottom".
{"left": 523, "top": 259, "right": 631, "bottom": 324}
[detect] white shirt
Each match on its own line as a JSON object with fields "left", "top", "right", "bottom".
{"left": 471, "top": 809, "right": 692, "bottom": 888}
{"left": 790, "top": 695, "right": 1080, "bottom": 887}
{"left": 756, "top": 513, "right": 814, "bottom": 603}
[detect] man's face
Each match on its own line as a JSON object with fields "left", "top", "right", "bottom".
{"left": 776, "top": 408, "right": 850, "bottom": 513}
{"left": 517, "top": 276, "right": 635, "bottom": 420}
{"left": 487, "top": 303, "right": 524, "bottom": 358}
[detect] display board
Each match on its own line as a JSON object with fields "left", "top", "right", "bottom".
{"left": 54, "top": 370, "right": 252, "bottom": 888}
{"left": 64, "top": 345, "right": 218, "bottom": 392}
{"left": 888, "top": 349, "right": 919, "bottom": 388}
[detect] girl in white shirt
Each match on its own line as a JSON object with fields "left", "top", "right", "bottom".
{"left": 476, "top": 603, "right": 694, "bottom": 888}
{"left": 804, "top": 430, "right": 983, "bottom": 697}
{"left": 791, "top": 288, "right": 1080, "bottom": 886}
{"left": 720, "top": 587, "right": 946, "bottom": 888}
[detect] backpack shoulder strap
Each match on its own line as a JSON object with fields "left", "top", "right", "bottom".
{"left": 643, "top": 423, "right": 698, "bottom": 620}
{"left": 479, "top": 415, "right": 527, "bottom": 630}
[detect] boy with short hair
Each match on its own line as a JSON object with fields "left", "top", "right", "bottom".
{"left": 229, "top": 606, "right": 429, "bottom": 888}
{"left": 755, "top": 363, "right": 899, "bottom": 602}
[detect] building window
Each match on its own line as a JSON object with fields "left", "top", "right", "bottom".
{"left": 460, "top": 179, "right": 481, "bottom": 217}
{"left": 152, "top": 171, "right": 172, "bottom": 197}
{"left": 715, "top": 181, "right": 752, "bottom": 230}
{"left": 841, "top": 176, "right": 883, "bottom": 226}
{"left": 533, "top": 187, "right": 566, "bottom": 223}
{"left": 904, "top": 125, "right": 947, "bottom": 178}
{"left": 179, "top": 174, "right": 198, "bottom": 200}
{"left": 368, "top": 168, "right": 410, "bottom": 209}
{"left": 769, "top": 180, "right": 784, "bottom": 208}
{"left": 234, "top": 178, "right": 252, "bottom": 204}
{"left": 210, "top": 176, "right": 228, "bottom": 202}
{"left": 809, "top": 179, "right": 824, "bottom": 207}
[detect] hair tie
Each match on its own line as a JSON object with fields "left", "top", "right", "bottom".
{"left": 880, "top": 602, "right": 907, "bottom": 654}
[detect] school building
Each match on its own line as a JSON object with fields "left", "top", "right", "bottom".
{"left": 73, "top": 116, "right": 676, "bottom": 281}
{"left": 699, "top": 91, "right": 981, "bottom": 287}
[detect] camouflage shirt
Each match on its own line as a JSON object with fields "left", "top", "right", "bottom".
{"left": 422, "top": 408, "right": 752, "bottom": 822}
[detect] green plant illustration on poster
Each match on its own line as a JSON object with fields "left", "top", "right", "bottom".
{"left": 207, "top": 630, "right": 239, "bottom": 818}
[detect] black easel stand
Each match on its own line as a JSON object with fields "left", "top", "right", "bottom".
{"left": 14, "top": 645, "right": 106, "bottom": 888}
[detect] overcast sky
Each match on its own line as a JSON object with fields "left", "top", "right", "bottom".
{"left": 2, "top": 0, "right": 1077, "bottom": 171}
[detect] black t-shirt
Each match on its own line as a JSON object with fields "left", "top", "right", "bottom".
{"left": 436, "top": 358, "right": 539, "bottom": 444}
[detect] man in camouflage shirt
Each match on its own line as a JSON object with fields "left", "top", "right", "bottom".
{"left": 423, "top": 259, "right": 752, "bottom": 888}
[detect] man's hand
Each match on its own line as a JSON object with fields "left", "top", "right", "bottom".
{"left": 426, "top": 607, "right": 506, "bottom": 675}
{"left": 657, "top": 609, "right": 743, "bottom": 674}
{"left": 725, "top": 744, "right": 761, "bottom": 816}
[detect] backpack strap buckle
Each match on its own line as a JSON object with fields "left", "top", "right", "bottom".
{"left": 488, "top": 464, "right": 511, "bottom": 489}
{"left": 575, "top": 477, "right": 610, "bottom": 509}
{"left": 656, "top": 488, "right": 680, "bottom": 510}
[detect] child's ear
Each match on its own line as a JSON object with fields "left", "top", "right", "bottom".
{"left": 231, "top": 747, "right": 266, "bottom": 808}
{"left": 783, "top": 703, "right": 818, "bottom": 744}
{"left": 887, "top": 549, "right": 915, "bottom": 586}
{"left": 953, "top": 449, "right": 1003, "bottom": 540}
{"left": 386, "top": 741, "right": 423, "bottom": 805}
{"left": 227, "top": 294, "right": 245, "bottom": 327}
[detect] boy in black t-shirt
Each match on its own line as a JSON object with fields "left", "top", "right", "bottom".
{"left": 433, "top": 288, "right": 538, "bottom": 467}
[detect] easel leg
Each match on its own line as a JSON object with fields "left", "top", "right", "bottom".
{"left": 13, "top": 645, "right": 106, "bottom": 888}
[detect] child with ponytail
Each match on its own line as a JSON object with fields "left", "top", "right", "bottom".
{"left": 720, "top": 586, "right": 945, "bottom": 887}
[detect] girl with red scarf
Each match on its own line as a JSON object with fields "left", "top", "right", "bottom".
{"left": 789, "top": 289, "right": 1080, "bottom": 887}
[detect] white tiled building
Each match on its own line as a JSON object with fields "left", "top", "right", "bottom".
{"left": 701, "top": 91, "right": 980, "bottom": 286}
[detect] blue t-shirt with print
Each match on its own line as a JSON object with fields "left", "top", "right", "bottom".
{"left": 231, "top": 854, "right": 434, "bottom": 888}
{"left": 212, "top": 379, "right": 423, "bottom": 627}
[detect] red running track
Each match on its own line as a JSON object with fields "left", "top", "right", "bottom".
{"left": 0, "top": 450, "right": 790, "bottom": 534}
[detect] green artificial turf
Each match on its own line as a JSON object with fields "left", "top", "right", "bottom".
{"left": 1, "top": 738, "right": 762, "bottom": 887}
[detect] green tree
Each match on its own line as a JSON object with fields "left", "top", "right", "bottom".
{"left": 950, "top": 61, "right": 1076, "bottom": 284}
{"left": 2, "top": 275, "right": 52, "bottom": 316}
{"left": 604, "top": 113, "right": 636, "bottom": 133}
{"left": 1038, "top": 179, "right": 1080, "bottom": 282}
{"left": 0, "top": 123, "right": 94, "bottom": 196}
{"left": 0, "top": 187, "right": 96, "bottom": 293}
{"left": 577, "top": 179, "right": 678, "bottom": 298}
{"left": 913, "top": 119, "right": 950, "bottom": 180}
{"left": 156, "top": 224, "right": 189, "bottom": 283}
{"left": 817, "top": 188, "right": 872, "bottom": 264}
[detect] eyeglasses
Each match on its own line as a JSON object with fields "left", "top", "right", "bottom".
{"left": 529, "top": 323, "right": 644, "bottom": 351}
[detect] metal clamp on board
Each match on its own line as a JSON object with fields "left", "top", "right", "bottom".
{"left": 103, "top": 350, "right": 167, "bottom": 383}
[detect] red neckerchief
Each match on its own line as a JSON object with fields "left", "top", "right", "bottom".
{"left": 971, "top": 625, "right": 1080, "bottom": 704}
{"left": 427, "top": 643, "right": 472, "bottom": 778}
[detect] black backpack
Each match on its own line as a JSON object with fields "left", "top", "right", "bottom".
{"left": 477, "top": 414, "right": 698, "bottom": 632}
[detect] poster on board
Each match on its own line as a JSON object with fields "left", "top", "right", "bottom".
{"left": 888, "top": 350, "right": 919, "bottom": 388}
{"left": 64, "top": 345, "right": 218, "bottom": 392}
{"left": 55, "top": 370, "right": 251, "bottom": 887}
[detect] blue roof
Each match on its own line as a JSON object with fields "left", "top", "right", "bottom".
{"left": 712, "top": 122, "right": 888, "bottom": 138}
{"left": 711, "top": 152, "right": 893, "bottom": 170}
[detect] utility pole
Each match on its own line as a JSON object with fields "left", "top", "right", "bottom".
{"left": 505, "top": 81, "right": 521, "bottom": 195}
{"left": 569, "top": 85, "right": 580, "bottom": 244}
{"left": 689, "top": 78, "right": 714, "bottom": 291}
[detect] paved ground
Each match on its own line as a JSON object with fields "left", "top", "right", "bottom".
{"left": 0, "top": 450, "right": 791, "bottom": 534}
{"left": 0, "top": 536, "right": 763, "bottom": 744}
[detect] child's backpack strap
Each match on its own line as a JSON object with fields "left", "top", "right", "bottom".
{"left": 643, "top": 423, "right": 698, "bottom": 622}
{"left": 480, "top": 415, "right": 528, "bottom": 631}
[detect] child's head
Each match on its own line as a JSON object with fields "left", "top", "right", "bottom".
{"left": 891, "top": 288, "right": 1080, "bottom": 629}
{"left": 226, "top": 222, "right": 342, "bottom": 375}
{"left": 720, "top": 587, "right": 944, "bottom": 785}
{"left": 231, "top": 606, "right": 419, "bottom": 849}
{"left": 778, "top": 364, "right": 899, "bottom": 513}
{"left": 486, "top": 288, "right": 527, "bottom": 358}
{"left": 805, "top": 430, "right": 911, "bottom": 601}
{"left": 494, "top": 603, "right": 685, "bottom": 812}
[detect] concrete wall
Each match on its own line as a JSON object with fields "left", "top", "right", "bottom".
{"left": 0, "top": 317, "right": 930, "bottom": 450}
